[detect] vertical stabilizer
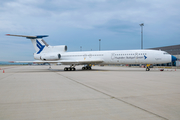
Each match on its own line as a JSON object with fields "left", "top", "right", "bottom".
{"left": 31, "top": 39, "right": 49, "bottom": 54}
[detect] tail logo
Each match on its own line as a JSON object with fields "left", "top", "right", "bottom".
{"left": 36, "top": 40, "right": 45, "bottom": 54}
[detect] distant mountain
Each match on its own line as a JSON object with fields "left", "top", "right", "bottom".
{"left": 0, "top": 61, "right": 28, "bottom": 65}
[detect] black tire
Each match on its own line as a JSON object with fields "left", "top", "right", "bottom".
{"left": 82, "top": 67, "right": 85, "bottom": 70}
{"left": 64, "top": 67, "right": 67, "bottom": 71}
{"left": 72, "top": 68, "right": 76, "bottom": 71}
{"left": 85, "top": 67, "right": 88, "bottom": 70}
{"left": 88, "top": 67, "right": 91, "bottom": 70}
{"left": 68, "top": 67, "right": 72, "bottom": 71}
{"left": 146, "top": 67, "right": 150, "bottom": 71}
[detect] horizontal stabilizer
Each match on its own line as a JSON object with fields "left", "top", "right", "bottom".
{"left": 6, "top": 34, "right": 48, "bottom": 39}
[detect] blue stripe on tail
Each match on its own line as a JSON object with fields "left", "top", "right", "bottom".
{"left": 36, "top": 40, "right": 45, "bottom": 54}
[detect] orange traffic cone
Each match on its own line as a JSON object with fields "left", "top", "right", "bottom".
{"left": 3, "top": 70, "right": 5, "bottom": 73}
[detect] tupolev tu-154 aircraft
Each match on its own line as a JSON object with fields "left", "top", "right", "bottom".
{"left": 7, "top": 34, "right": 177, "bottom": 71}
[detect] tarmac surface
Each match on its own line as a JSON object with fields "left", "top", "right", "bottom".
{"left": 0, "top": 65, "right": 179, "bottom": 120}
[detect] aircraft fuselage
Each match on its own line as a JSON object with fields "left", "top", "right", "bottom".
{"left": 35, "top": 49, "right": 172, "bottom": 65}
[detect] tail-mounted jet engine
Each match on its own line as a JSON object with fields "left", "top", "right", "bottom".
{"left": 51, "top": 45, "right": 67, "bottom": 52}
{"left": 34, "top": 53, "right": 61, "bottom": 61}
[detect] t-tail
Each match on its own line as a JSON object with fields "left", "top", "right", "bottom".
{"left": 6, "top": 34, "right": 67, "bottom": 60}
{"left": 6, "top": 34, "right": 67, "bottom": 52}
{"left": 6, "top": 34, "right": 49, "bottom": 54}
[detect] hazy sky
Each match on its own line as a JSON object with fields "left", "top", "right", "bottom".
{"left": 0, "top": 0, "right": 180, "bottom": 60}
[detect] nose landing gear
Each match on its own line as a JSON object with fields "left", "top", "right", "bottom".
{"left": 146, "top": 67, "right": 150, "bottom": 71}
{"left": 146, "top": 64, "right": 151, "bottom": 71}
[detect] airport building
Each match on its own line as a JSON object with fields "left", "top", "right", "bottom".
{"left": 150, "top": 44, "right": 180, "bottom": 66}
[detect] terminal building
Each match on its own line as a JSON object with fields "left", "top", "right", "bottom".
{"left": 150, "top": 44, "right": 180, "bottom": 66}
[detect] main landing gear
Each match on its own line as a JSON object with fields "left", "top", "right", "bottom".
{"left": 64, "top": 64, "right": 76, "bottom": 71}
{"left": 64, "top": 64, "right": 93, "bottom": 71}
{"left": 82, "top": 64, "right": 92, "bottom": 70}
{"left": 146, "top": 64, "right": 151, "bottom": 71}
{"left": 82, "top": 66, "right": 92, "bottom": 70}
{"left": 64, "top": 67, "right": 76, "bottom": 71}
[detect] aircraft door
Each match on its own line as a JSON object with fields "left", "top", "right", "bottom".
{"left": 110, "top": 53, "right": 118, "bottom": 64}
{"left": 111, "top": 53, "right": 121, "bottom": 64}
{"left": 135, "top": 52, "right": 139, "bottom": 63}
{"left": 110, "top": 53, "right": 115, "bottom": 64}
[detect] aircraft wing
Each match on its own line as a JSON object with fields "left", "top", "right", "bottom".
{"left": 14, "top": 60, "right": 104, "bottom": 65}
{"left": 59, "top": 60, "right": 104, "bottom": 65}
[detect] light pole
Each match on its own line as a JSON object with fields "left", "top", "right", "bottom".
{"left": 80, "top": 46, "right": 82, "bottom": 51}
{"left": 99, "top": 39, "right": 101, "bottom": 51}
{"left": 139, "top": 23, "right": 144, "bottom": 49}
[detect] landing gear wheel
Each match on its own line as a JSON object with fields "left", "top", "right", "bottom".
{"left": 64, "top": 67, "right": 68, "bottom": 71}
{"left": 146, "top": 67, "right": 150, "bottom": 71}
{"left": 82, "top": 66, "right": 92, "bottom": 70}
{"left": 71, "top": 68, "right": 76, "bottom": 71}
{"left": 68, "top": 67, "right": 72, "bottom": 71}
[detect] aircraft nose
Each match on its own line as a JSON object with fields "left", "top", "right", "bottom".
{"left": 171, "top": 55, "right": 177, "bottom": 62}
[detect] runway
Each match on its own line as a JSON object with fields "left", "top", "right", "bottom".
{"left": 0, "top": 65, "right": 180, "bottom": 120}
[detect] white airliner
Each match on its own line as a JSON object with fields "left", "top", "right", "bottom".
{"left": 7, "top": 34, "right": 177, "bottom": 71}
